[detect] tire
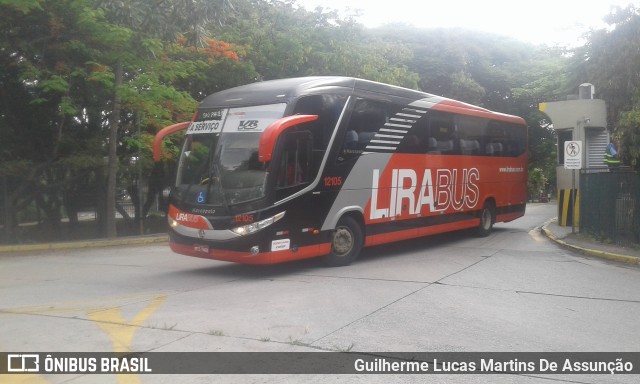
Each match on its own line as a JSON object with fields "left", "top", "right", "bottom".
{"left": 323, "top": 216, "right": 363, "bottom": 267}
{"left": 476, "top": 202, "right": 495, "bottom": 237}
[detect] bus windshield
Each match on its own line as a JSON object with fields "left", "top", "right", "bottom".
{"left": 175, "top": 103, "right": 287, "bottom": 207}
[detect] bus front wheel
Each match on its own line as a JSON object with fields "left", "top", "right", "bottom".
{"left": 324, "top": 216, "right": 363, "bottom": 267}
{"left": 476, "top": 202, "right": 495, "bottom": 237}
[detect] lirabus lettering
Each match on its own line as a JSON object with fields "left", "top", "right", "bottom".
{"left": 370, "top": 168, "right": 480, "bottom": 220}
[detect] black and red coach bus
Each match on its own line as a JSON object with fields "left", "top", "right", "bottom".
{"left": 153, "top": 77, "right": 527, "bottom": 266}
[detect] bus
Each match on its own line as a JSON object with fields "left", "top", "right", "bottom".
{"left": 153, "top": 77, "right": 527, "bottom": 266}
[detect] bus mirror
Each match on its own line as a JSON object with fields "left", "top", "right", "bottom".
{"left": 258, "top": 114, "right": 318, "bottom": 162}
{"left": 153, "top": 121, "right": 191, "bottom": 162}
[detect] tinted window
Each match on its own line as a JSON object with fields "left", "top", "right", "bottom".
{"left": 292, "top": 94, "right": 348, "bottom": 174}
{"left": 429, "top": 111, "right": 456, "bottom": 154}
{"left": 396, "top": 111, "right": 474, "bottom": 155}
{"left": 485, "top": 120, "right": 527, "bottom": 157}
{"left": 339, "top": 99, "right": 389, "bottom": 161}
{"left": 276, "top": 132, "right": 312, "bottom": 190}
{"left": 456, "top": 115, "right": 488, "bottom": 156}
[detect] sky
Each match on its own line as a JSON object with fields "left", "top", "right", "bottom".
{"left": 296, "top": 0, "right": 639, "bottom": 47}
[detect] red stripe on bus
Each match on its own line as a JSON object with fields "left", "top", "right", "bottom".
{"left": 169, "top": 242, "right": 331, "bottom": 265}
{"left": 365, "top": 219, "right": 479, "bottom": 247}
{"left": 496, "top": 211, "right": 524, "bottom": 223}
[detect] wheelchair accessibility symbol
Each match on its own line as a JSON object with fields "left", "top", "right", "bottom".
{"left": 197, "top": 191, "right": 206, "bottom": 204}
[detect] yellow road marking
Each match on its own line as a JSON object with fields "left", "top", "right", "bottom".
{"left": 1, "top": 293, "right": 165, "bottom": 316}
{"left": 2, "top": 294, "right": 167, "bottom": 384}
{"left": 88, "top": 296, "right": 166, "bottom": 352}
{"left": 88, "top": 296, "right": 166, "bottom": 384}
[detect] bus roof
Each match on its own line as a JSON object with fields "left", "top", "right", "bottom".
{"left": 199, "top": 77, "right": 525, "bottom": 125}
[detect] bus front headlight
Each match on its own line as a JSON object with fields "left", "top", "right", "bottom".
{"left": 231, "top": 211, "right": 285, "bottom": 236}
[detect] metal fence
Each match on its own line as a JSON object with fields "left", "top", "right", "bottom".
{"left": 580, "top": 168, "right": 640, "bottom": 247}
{"left": 1, "top": 173, "right": 169, "bottom": 245}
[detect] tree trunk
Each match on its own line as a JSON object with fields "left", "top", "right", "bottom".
{"left": 63, "top": 181, "right": 79, "bottom": 232}
{"left": 105, "top": 62, "right": 123, "bottom": 239}
{"left": 2, "top": 176, "right": 14, "bottom": 243}
{"left": 143, "top": 162, "right": 164, "bottom": 217}
{"left": 95, "top": 167, "right": 107, "bottom": 237}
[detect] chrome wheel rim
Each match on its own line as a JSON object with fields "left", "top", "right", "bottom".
{"left": 332, "top": 227, "right": 353, "bottom": 256}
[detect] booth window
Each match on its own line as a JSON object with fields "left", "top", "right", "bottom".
{"left": 557, "top": 130, "right": 573, "bottom": 165}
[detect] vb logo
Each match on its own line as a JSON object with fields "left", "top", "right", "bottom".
{"left": 238, "top": 120, "right": 259, "bottom": 131}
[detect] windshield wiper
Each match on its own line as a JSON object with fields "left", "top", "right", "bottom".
{"left": 181, "top": 151, "right": 210, "bottom": 205}
{"left": 207, "top": 162, "right": 230, "bottom": 212}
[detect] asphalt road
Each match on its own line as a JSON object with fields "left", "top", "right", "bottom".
{"left": 1, "top": 203, "right": 639, "bottom": 384}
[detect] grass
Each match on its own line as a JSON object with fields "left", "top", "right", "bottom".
{"left": 208, "top": 329, "right": 225, "bottom": 336}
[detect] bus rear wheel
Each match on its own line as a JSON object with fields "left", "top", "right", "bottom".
{"left": 476, "top": 202, "right": 495, "bottom": 237}
{"left": 324, "top": 216, "right": 363, "bottom": 267}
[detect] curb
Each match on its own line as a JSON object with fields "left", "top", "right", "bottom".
{"left": 541, "top": 220, "right": 640, "bottom": 266}
{"left": 0, "top": 234, "right": 168, "bottom": 253}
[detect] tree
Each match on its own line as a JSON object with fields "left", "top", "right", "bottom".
{"left": 571, "top": 5, "right": 640, "bottom": 167}
{"left": 216, "top": 0, "right": 419, "bottom": 87}
{"left": 0, "top": 0, "right": 133, "bottom": 239}
{"left": 528, "top": 168, "right": 547, "bottom": 201}
{"left": 95, "top": 0, "right": 239, "bottom": 237}
{"left": 0, "top": 0, "right": 253, "bottom": 242}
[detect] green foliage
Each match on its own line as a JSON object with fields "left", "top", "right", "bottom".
{"left": 570, "top": 5, "right": 640, "bottom": 168}
{"left": 0, "top": 160, "right": 34, "bottom": 177}
{"left": 0, "top": 0, "right": 42, "bottom": 13}
{"left": 87, "top": 62, "right": 115, "bottom": 87}
{"left": 526, "top": 111, "right": 557, "bottom": 188}
{"left": 0, "top": 0, "right": 253, "bottom": 236}
{"left": 528, "top": 168, "right": 547, "bottom": 200}
{"left": 617, "top": 96, "right": 640, "bottom": 168}
{"left": 41, "top": 76, "right": 70, "bottom": 94}
{"left": 216, "top": 0, "right": 419, "bottom": 87}
{"left": 58, "top": 96, "right": 78, "bottom": 116}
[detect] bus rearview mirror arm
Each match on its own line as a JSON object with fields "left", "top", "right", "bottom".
{"left": 153, "top": 121, "right": 191, "bottom": 162}
{"left": 258, "top": 115, "right": 318, "bottom": 162}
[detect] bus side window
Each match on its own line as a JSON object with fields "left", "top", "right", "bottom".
{"left": 456, "top": 115, "right": 487, "bottom": 156}
{"left": 506, "top": 123, "right": 526, "bottom": 156}
{"left": 339, "top": 99, "right": 387, "bottom": 161}
{"left": 429, "top": 111, "right": 455, "bottom": 155}
{"left": 396, "top": 111, "right": 429, "bottom": 154}
{"left": 293, "top": 94, "right": 348, "bottom": 170}
{"left": 276, "top": 132, "right": 312, "bottom": 189}
{"left": 485, "top": 142, "right": 504, "bottom": 156}
{"left": 484, "top": 121, "right": 525, "bottom": 157}
{"left": 485, "top": 120, "right": 528, "bottom": 157}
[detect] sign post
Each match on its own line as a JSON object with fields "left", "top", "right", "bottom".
{"left": 564, "top": 141, "right": 583, "bottom": 234}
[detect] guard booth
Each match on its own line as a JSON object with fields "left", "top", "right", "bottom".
{"left": 539, "top": 83, "right": 608, "bottom": 226}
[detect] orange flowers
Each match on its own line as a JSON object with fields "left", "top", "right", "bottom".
{"left": 174, "top": 36, "right": 239, "bottom": 61}
{"left": 203, "top": 39, "right": 239, "bottom": 61}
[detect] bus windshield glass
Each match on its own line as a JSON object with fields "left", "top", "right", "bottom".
{"left": 175, "top": 103, "right": 287, "bottom": 206}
